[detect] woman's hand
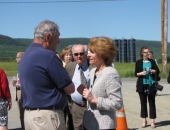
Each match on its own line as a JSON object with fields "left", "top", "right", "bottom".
{"left": 7, "top": 100, "right": 12, "bottom": 110}
{"left": 150, "top": 69, "right": 156, "bottom": 73}
{"left": 146, "top": 68, "right": 156, "bottom": 73}
{"left": 83, "top": 88, "right": 98, "bottom": 104}
{"left": 146, "top": 67, "right": 150, "bottom": 72}
{"left": 137, "top": 71, "right": 146, "bottom": 76}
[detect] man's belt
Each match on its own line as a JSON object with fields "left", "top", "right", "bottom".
{"left": 25, "top": 106, "right": 64, "bottom": 111}
{"left": 73, "top": 101, "right": 86, "bottom": 107}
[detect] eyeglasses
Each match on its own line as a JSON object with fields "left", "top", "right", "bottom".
{"left": 74, "top": 52, "right": 84, "bottom": 56}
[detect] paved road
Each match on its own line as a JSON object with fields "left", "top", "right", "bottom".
{"left": 7, "top": 78, "right": 170, "bottom": 130}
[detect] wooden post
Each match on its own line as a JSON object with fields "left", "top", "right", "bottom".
{"left": 164, "top": 0, "right": 168, "bottom": 72}
{"left": 161, "top": 0, "right": 168, "bottom": 73}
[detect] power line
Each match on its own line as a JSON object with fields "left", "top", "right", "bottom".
{"left": 0, "top": 0, "right": 120, "bottom": 4}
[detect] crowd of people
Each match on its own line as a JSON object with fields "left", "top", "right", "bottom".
{"left": 0, "top": 20, "right": 166, "bottom": 130}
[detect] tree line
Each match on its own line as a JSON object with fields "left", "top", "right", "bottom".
{"left": 0, "top": 34, "right": 170, "bottom": 62}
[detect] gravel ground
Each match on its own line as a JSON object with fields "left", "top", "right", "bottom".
{"left": 7, "top": 77, "right": 170, "bottom": 130}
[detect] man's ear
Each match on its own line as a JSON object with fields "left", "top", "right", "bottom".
{"left": 45, "top": 33, "right": 51, "bottom": 41}
{"left": 42, "top": 33, "right": 50, "bottom": 49}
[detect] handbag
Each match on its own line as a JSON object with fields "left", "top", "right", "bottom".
{"left": 154, "top": 72, "right": 163, "bottom": 91}
{"left": 155, "top": 82, "right": 163, "bottom": 91}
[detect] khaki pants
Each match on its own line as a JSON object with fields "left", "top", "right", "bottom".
{"left": 71, "top": 102, "right": 86, "bottom": 130}
{"left": 24, "top": 109, "right": 66, "bottom": 130}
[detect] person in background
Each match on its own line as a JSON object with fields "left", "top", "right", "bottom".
{"left": 60, "top": 45, "right": 74, "bottom": 130}
{"left": 12, "top": 51, "right": 25, "bottom": 130}
{"left": 0, "top": 69, "right": 12, "bottom": 130}
{"left": 65, "top": 44, "right": 94, "bottom": 130}
{"left": 148, "top": 50, "right": 160, "bottom": 96}
{"left": 60, "top": 45, "right": 73, "bottom": 67}
{"left": 18, "top": 20, "right": 75, "bottom": 130}
{"left": 82, "top": 37, "right": 123, "bottom": 130}
{"left": 148, "top": 51, "right": 158, "bottom": 66}
{"left": 135, "top": 46, "right": 160, "bottom": 129}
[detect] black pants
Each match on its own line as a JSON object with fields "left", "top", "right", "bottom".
{"left": 138, "top": 85, "right": 157, "bottom": 119}
{"left": 64, "top": 105, "right": 74, "bottom": 130}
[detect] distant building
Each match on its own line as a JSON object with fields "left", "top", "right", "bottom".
{"left": 112, "top": 38, "right": 136, "bottom": 63}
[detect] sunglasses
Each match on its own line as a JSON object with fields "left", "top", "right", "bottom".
{"left": 74, "top": 52, "right": 84, "bottom": 56}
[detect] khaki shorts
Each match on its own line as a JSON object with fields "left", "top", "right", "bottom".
{"left": 24, "top": 109, "right": 66, "bottom": 130}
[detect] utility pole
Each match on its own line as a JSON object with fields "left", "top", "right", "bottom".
{"left": 161, "top": 0, "right": 168, "bottom": 73}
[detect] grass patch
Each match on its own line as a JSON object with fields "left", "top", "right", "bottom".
{"left": 114, "top": 62, "right": 169, "bottom": 79}
{"left": 0, "top": 62, "right": 18, "bottom": 76}
{"left": 0, "top": 61, "right": 170, "bottom": 78}
{"left": 114, "top": 63, "right": 135, "bottom": 78}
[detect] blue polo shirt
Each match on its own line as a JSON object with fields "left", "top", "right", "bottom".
{"left": 19, "top": 43, "right": 72, "bottom": 108}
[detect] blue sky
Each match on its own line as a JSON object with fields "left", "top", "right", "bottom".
{"left": 0, "top": 0, "right": 169, "bottom": 41}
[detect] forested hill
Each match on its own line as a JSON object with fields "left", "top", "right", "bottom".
{"left": 0, "top": 34, "right": 169, "bottom": 61}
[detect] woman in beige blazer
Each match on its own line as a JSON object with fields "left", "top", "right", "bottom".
{"left": 82, "top": 37, "right": 123, "bottom": 130}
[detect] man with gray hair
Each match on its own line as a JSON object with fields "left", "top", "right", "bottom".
{"left": 65, "top": 44, "right": 94, "bottom": 130}
{"left": 19, "top": 20, "right": 75, "bottom": 130}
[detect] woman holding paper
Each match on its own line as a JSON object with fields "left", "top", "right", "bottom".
{"left": 135, "top": 46, "right": 160, "bottom": 128}
{"left": 82, "top": 37, "right": 123, "bottom": 130}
